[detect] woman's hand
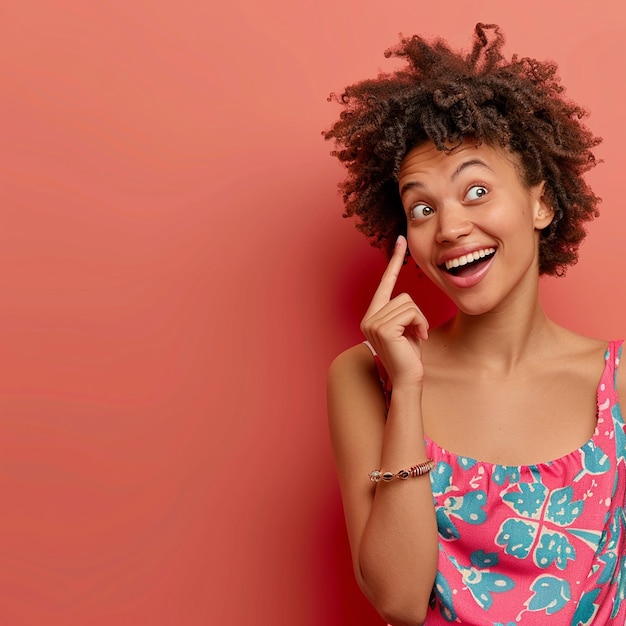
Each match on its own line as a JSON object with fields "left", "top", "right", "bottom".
{"left": 360, "top": 236, "right": 429, "bottom": 388}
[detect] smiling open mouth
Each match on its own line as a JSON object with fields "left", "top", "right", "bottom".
{"left": 441, "top": 248, "right": 496, "bottom": 277}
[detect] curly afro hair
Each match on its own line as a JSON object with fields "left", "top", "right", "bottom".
{"left": 324, "top": 23, "right": 601, "bottom": 276}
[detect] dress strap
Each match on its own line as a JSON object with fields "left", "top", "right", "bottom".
{"left": 363, "top": 340, "right": 376, "bottom": 356}
{"left": 606, "top": 339, "right": 624, "bottom": 389}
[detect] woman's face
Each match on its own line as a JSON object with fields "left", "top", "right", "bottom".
{"left": 398, "top": 140, "right": 553, "bottom": 315}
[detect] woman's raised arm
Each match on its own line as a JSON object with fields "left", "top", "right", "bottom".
{"left": 327, "top": 237, "right": 439, "bottom": 626}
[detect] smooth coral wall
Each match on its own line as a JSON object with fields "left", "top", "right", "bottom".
{"left": 1, "top": 1, "right": 625, "bottom": 625}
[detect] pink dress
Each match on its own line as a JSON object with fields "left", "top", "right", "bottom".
{"left": 370, "top": 340, "right": 626, "bottom": 624}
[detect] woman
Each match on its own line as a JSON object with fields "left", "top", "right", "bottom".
{"left": 325, "top": 23, "right": 625, "bottom": 625}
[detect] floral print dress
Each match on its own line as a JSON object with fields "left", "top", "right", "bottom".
{"left": 370, "top": 340, "right": 626, "bottom": 624}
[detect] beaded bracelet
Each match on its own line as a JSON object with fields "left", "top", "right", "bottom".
{"left": 368, "top": 460, "right": 434, "bottom": 483}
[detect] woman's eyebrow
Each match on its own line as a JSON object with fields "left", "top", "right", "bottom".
{"left": 399, "top": 180, "right": 424, "bottom": 198}
{"left": 451, "top": 158, "right": 495, "bottom": 181}
{"left": 399, "top": 158, "right": 496, "bottom": 198}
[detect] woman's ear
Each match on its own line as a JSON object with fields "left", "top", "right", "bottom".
{"left": 532, "top": 181, "right": 555, "bottom": 230}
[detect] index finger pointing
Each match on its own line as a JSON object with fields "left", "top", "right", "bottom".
{"left": 365, "top": 235, "right": 408, "bottom": 316}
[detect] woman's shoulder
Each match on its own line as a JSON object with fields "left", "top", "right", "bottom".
{"left": 328, "top": 342, "right": 377, "bottom": 377}
{"left": 327, "top": 342, "right": 388, "bottom": 435}
{"left": 327, "top": 343, "right": 383, "bottom": 405}
{"left": 549, "top": 324, "right": 609, "bottom": 358}
{"left": 328, "top": 341, "right": 387, "bottom": 394}
{"left": 548, "top": 325, "right": 623, "bottom": 387}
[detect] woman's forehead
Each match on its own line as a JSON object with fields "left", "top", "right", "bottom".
{"left": 399, "top": 140, "right": 514, "bottom": 177}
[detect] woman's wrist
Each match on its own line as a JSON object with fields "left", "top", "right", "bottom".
{"left": 387, "top": 379, "right": 424, "bottom": 396}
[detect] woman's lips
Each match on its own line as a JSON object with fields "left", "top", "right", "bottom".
{"left": 439, "top": 251, "right": 496, "bottom": 288}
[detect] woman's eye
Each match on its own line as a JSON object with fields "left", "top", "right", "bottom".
{"left": 465, "top": 185, "right": 488, "bottom": 201}
{"left": 409, "top": 204, "right": 434, "bottom": 220}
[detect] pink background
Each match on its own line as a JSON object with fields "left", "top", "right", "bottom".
{"left": 1, "top": 1, "right": 625, "bottom": 624}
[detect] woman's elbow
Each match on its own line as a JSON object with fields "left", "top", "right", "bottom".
{"left": 357, "top": 577, "right": 428, "bottom": 626}
{"left": 378, "top": 602, "right": 428, "bottom": 626}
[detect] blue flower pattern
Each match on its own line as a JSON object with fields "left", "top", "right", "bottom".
{"left": 496, "top": 484, "right": 585, "bottom": 570}
{"left": 449, "top": 551, "right": 515, "bottom": 610}
{"left": 492, "top": 465, "right": 520, "bottom": 485}
{"left": 422, "top": 342, "right": 626, "bottom": 623}
{"left": 525, "top": 575, "right": 571, "bottom": 614}
{"left": 431, "top": 460, "right": 488, "bottom": 541}
{"left": 571, "top": 587, "right": 601, "bottom": 625}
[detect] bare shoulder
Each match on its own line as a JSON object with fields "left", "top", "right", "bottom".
{"left": 578, "top": 333, "right": 626, "bottom": 392}
{"left": 327, "top": 342, "right": 386, "bottom": 427}
{"left": 328, "top": 342, "right": 378, "bottom": 384}
{"left": 551, "top": 326, "right": 608, "bottom": 363}
{"left": 548, "top": 327, "right": 615, "bottom": 389}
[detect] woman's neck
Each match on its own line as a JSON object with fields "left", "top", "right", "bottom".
{"left": 437, "top": 288, "right": 557, "bottom": 375}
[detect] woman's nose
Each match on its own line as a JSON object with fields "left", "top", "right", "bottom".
{"left": 435, "top": 204, "right": 473, "bottom": 243}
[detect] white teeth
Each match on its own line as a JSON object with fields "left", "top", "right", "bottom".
{"left": 444, "top": 248, "right": 495, "bottom": 270}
